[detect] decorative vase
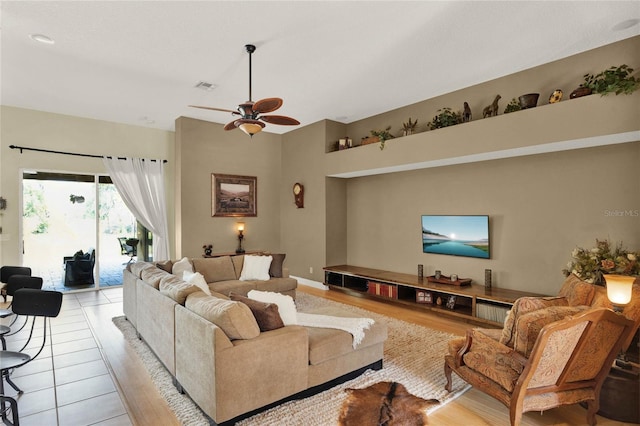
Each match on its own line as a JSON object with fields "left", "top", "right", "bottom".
{"left": 570, "top": 86, "right": 592, "bottom": 99}
{"left": 518, "top": 93, "right": 539, "bottom": 109}
{"left": 205, "top": 249, "right": 212, "bottom": 256}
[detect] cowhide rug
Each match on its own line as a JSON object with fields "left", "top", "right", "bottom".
{"left": 337, "top": 381, "right": 440, "bottom": 426}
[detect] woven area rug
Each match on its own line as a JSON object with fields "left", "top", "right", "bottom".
{"left": 113, "top": 292, "right": 470, "bottom": 425}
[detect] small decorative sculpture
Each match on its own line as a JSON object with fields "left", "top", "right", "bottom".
{"left": 482, "top": 95, "right": 501, "bottom": 118}
{"left": 462, "top": 102, "right": 472, "bottom": 122}
{"left": 549, "top": 89, "right": 563, "bottom": 103}
{"left": 402, "top": 118, "right": 418, "bottom": 136}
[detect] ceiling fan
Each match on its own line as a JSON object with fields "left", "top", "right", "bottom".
{"left": 189, "top": 44, "right": 300, "bottom": 136}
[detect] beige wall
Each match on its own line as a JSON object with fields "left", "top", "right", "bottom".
{"left": 175, "top": 117, "right": 282, "bottom": 258}
{"left": 344, "top": 142, "right": 639, "bottom": 295}
{"left": 0, "top": 106, "right": 175, "bottom": 265}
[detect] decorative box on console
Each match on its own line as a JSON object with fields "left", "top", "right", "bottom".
{"left": 367, "top": 281, "right": 398, "bottom": 299}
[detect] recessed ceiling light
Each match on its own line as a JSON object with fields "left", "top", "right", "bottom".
{"left": 29, "top": 34, "right": 55, "bottom": 44}
{"left": 612, "top": 19, "right": 640, "bottom": 31}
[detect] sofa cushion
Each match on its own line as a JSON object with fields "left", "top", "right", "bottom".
{"left": 230, "top": 292, "right": 284, "bottom": 331}
{"left": 141, "top": 266, "right": 170, "bottom": 289}
{"left": 183, "top": 271, "right": 212, "bottom": 296}
{"left": 231, "top": 255, "right": 244, "bottom": 280}
{"left": 248, "top": 290, "right": 297, "bottom": 325}
{"left": 130, "top": 261, "right": 155, "bottom": 278}
{"left": 159, "top": 274, "right": 201, "bottom": 304}
{"left": 269, "top": 253, "right": 286, "bottom": 278}
{"left": 558, "top": 274, "right": 596, "bottom": 306}
{"left": 192, "top": 257, "right": 237, "bottom": 283}
{"left": 209, "top": 280, "right": 257, "bottom": 297}
{"left": 172, "top": 257, "right": 194, "bottom": 276}
{"left": 303, "top": 306, "right": 387, "bottom": 365}
{"left": 254, "top": 277, "right": 298, "bottom": 295}
{"left": 240, "top": 255, "right": 272, "bottom": 281}
{"left": 186, "top": 292, "right": 260, "bottom": 340}
{"left": 155, "top": 260, "right": 174, "bottom": 273}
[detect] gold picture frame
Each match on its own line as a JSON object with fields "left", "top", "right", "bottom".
{"left": 212, "top": 174, "right": 257, "bottom": 217}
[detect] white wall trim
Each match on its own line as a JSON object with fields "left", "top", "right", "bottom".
{"left": 292, "top": 275, "right": 328, "bottom": 290}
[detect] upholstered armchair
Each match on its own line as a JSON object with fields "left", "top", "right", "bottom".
{"left": 444, "top": 308, "right": 634, "bottom": 426}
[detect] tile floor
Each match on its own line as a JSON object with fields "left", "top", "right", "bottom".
{"left": 2, "top": 287, "right": 132, "bottom": 426}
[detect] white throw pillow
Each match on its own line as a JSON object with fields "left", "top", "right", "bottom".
{"left": 183, "top": 271, "right": 211, "bottom": 296}
{"left": 239, "top": 255, "right": 273, "bottom": 281}
{"left": 172, "top": 257, "right": 193, "bottom": 276}
{"left": 248, "top": 289, "right": 297, "bottom": 325}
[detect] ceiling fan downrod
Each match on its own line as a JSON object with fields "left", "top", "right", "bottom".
{"left": 245, "top": 44, "right": 256, "bottom": 102}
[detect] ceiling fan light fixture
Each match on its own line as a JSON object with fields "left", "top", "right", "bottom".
{"left": 238, "top": 120, "right": 264, "bottom": 137}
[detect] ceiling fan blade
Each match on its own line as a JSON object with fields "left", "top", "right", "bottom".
{"left": 189, "top": 105, "right": 240, "bottom": 115}
{"left": 223, "top": 120, "right": 238, "bottom": 131}
{"left": 253, "top": 98, "right": 283, "bottom": 114}
{"left": 260, "top": 115, "right": 301, "bottom": 126}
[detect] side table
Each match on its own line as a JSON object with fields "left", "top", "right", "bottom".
{"left": 597, "top": 365, "right": 639, "bottom": 423}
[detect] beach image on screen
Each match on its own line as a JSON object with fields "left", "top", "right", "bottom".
{"left": 421, "top": 215, "right": 489, "bottom": 259}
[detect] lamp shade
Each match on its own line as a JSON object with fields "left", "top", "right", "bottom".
{"left": 238, "top": 120, "right": 264, "bottom": 136}
{"left": 236, "top": 222, "right": 245, "bottom": 232}
{"left": 604, "top": 274, "right": 635, "bottom": 306}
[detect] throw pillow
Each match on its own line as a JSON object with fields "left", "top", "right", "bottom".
{"left": 183, "top": 271, "right": 212, "bottom": 296}
{"left": 155, "top": 260, "right": 174, "bottom": 273}
{"left": 248, "top": 289, "right": 297, "bottom": 325}
{"left": 186, "top": 292, "right": 260, "bottom": 340}
{"left": 269, "top": 253, "right": 286, "bottom": 278}
{"left": 172, "top": 257, "right": 194, "bottom": 276}
{"left": 230, "top": 292, "right": 285, "bottom": 331}
{"left": 240, "top": 255, "right": 273, "bottom": 281}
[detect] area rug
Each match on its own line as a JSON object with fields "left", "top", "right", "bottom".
{"left": 113, "top": 292, "right": 470, "bottom": 425}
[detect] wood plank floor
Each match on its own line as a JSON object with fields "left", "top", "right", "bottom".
{"left": 86, "top": 285, "right": 632, "bottom": 426}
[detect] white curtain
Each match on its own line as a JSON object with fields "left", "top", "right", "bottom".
{"left": 102, "top": 157, "right": 170, "bottom": 261}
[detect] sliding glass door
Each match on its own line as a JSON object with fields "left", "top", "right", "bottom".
{"left": 22, "top": 170, "right": 145, "bottom": 291}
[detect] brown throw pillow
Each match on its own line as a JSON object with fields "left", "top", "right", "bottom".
{"left": 155, "top": 260, "right": 173, "bottom": 273}
{"left": 230, "top": 292, "right": 285, "bottom": 331}
{"left": 269, "top": 253, "right": 286, "bottom": 278}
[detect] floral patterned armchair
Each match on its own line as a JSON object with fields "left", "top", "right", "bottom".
{"left": 444, "top": 308, "right": 634, "bottom": 426}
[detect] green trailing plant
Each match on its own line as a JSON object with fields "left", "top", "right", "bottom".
{"left": 370, "top": 126, "right": 395, "bottom": 150}
{"left": 428, "top": 107, "right": 462, "bottom": 130}
{"left": 582, "top": 64, "right": 640, "bottom": 95}
{"left": 503, "top": 98, "right": 522, "bottom": 114}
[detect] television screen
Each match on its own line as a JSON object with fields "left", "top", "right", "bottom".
{"left": 421, "top": 215, "right": 490, "bottom": 259}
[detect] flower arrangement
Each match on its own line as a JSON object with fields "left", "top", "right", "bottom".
{"left": 562, "top": 239, "right": 639, "bottom": 285}
{"left": 203, "top": 244, "right": 213, "bottom": 256}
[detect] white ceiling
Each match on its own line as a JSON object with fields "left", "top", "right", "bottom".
{"left": 2, "top": 1, "right": 639, "bottom": 135}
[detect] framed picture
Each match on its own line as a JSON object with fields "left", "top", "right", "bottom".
{"left": 212, "top": 174, "right": 257, "bottom": 217}
{"left": 416, "top": 290, "right": 433, "bottom": 304}
{"left": 446, "top": 295, "right": 457, "bottom": 310}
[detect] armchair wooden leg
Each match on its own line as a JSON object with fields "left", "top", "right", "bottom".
{"left": 444, "top": 361, "right": 453, "bottom": 392}
{"left": 586, "top": 399, "right": 598, "bottom": 426}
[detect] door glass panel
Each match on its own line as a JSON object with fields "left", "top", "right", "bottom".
{"left": 98, "top": 178, "right": 138, "bottom": 286}
{"left": 23, "top": 172, "right": 96, "bottom": 291}
{"left": 22, "top": 171, "right": 140, "bottom": 292}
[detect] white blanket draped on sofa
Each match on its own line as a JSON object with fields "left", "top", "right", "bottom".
{"left": 296, "top": 313, "right": 374, "bottom": 348}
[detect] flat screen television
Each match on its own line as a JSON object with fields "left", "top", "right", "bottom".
{"left": 421, "top": 215, "right": 490, "bottom": 259}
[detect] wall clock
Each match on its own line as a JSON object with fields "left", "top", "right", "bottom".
{"left": 293, "top": 183, "right": 304, "bottom": 208}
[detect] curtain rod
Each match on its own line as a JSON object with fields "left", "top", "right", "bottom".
{"left": 9, "top": 145, "right": 167, "bottom": 163}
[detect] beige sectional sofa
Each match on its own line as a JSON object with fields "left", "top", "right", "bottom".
{"left": 122, "top": 254, "right": 388, "bottom": 425}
